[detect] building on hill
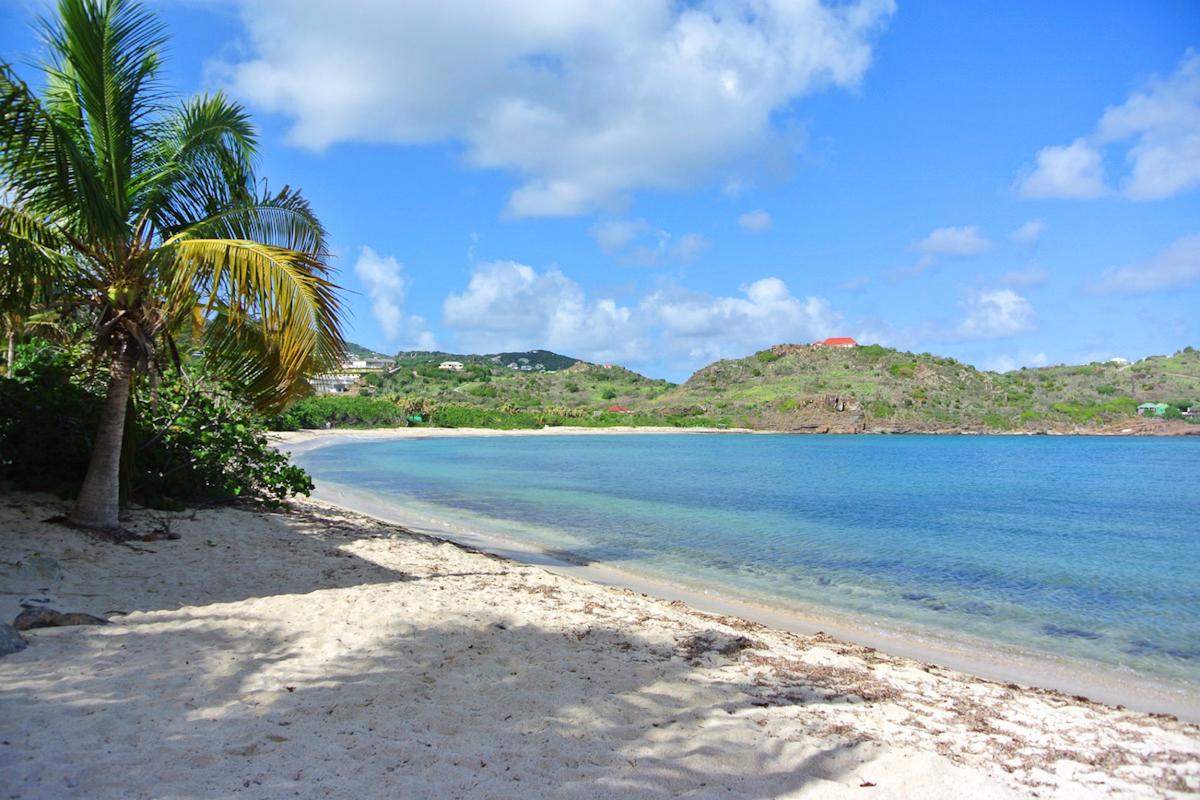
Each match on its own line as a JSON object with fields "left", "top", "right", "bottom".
{"left": 607, "top": 405, "right": 632, "bottom": 414}
{"left": 340, "top": 358, "right": 395, "bottom": 371}
{"left": 1137, "top": 402, "right": 1169, "bottom": 417}
{"left": 438, "top": 361, "right": 464, "bottom": 371}
{"left": 814, "top": 337, "right": 858, "bottom": 348}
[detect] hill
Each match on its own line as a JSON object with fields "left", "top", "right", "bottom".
{"left": 647, "top": 344, "right": 1200, "bottom": 433}
{"left": 287, "top": 343, "right": 1199, "bottom": 433}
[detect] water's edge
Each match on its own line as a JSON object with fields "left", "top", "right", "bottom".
{"left": 305, "top": 472, "right": 1200, "bottom": 723}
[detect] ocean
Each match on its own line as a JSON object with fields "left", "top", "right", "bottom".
{"left": 293, "top": 434, "right": 1200, "bottom": 693}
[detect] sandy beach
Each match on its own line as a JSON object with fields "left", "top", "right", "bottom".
{"left": 1, "top": 490, "right": 1197, "bottom": 799}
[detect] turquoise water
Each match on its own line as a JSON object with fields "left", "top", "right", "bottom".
{"left": 295, "top": 435, "right": 1200, "bottom": 688}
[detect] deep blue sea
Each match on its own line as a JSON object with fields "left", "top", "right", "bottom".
{"left": 295, "top": 434, "right": 1200, "bottom": 689}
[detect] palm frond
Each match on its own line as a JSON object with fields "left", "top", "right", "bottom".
{"left": 37, "top": 0, "right": 167, "bottom": 219}
{"left": 137, "top": 93, "right": 257, "bottom": 234}
{"left": 0, "top": 62, "right": 123, "bottom": 240}
{"left": 167, "top": 187, "right": 327, "bottom": 257}
{"left": 199, "top": 308, "right": 323, "bottom": 412}
{"left": 160, "top": 238, "right": 344, "bottom": 410}
{"left": 0, "top": 203, "right": 81, "bottom": 312}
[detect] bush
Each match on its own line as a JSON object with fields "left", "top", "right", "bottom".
{"left": 467, "top": 384, "right": 497, "bottom": 398}
{"left": 0, "top": 341, "right": 313, "bottom": 505}
{"left": 271, "top": 395, "right": 406, "bottom": 429}
{"left": 867, "top": 400, "right": 895, "bottom": 418}
{"left": 756, "top": 350, "right": 780, "bottom": 364}
{"left": 981, "top": 413, "right": 1012, "bottom": 430}
{"left": 136, "top": 381, "right": 312, "bottom": 506}
{"left": 888, "top": 363, "right": 916, "bottom": 378}
{"left": 0, "top": 342, "right": 102, "bottom": 493}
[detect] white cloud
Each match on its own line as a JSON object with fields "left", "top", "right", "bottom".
{"left": 1097, "top": 51, "right": 1200, "bottom": 199}
{"left": 1010, "top": 219, "right": 1046, "bottom": 248}
{"left": 953, "top": 289, "right": 1035, "bottom": 340}
{"left": 215, "top": 0, "right": 895, "bottom": 217}
{"left": 910, "top": 225, "right": 992, "bottom": 257}
{"left": 440, "top": 260, "right": 844, "bottom": 371}
{"left": 1017, "top": 51, "right": 1200, "bottom": 201}
{"left": 1091, "top": 234, "right": 1200, "bottom": 294}
{"left": 589, "top": 219, "right": 709, "bottom": 266}
{"left": 642, "top": 278, "right": 841, "bottom": 363}
{"left": 999, "top": 266, "right": 1049, "bottom": 288}
{"left": 353, "top": 246, "right": 437, "bottom": 348}
{"left": 737, "top": 209, "right": 772, "bottom": 232}
{"left": 442, "top": 260, "right": 640, "bottom": 360}
{"left": 1017, "top": 139, "right": 1107, "bottom": 199}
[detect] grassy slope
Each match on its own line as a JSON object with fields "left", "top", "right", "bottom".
{"left": 304, "top": 345, "right": 1200, "bottom": 432}
{"left": 649, "top": 344, "right": 1200, "bottom": 432}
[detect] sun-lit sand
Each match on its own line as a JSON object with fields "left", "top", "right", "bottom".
{"left": 1, "top": 491, "right": 1197, "bottom": 798}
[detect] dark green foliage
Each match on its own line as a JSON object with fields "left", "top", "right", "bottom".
{"left": 271, "top": 395, "right": 407, "bottom": 429}
{"left": 0, "top": 343, "right": 101, "bottom": 492}
{"left": 136, "top": 381, "right": 312, "bottom": 506}
{"left": 756, "top": 350, "right": 780, "bottom": 364}
{"left": 601, "top": 387, "right": 618, "bottom": 400}
{"left": 0, "top": 341, "right": 313, "bottom": 505}
{"left": 1095, "top": 384, "right": 1116, "bottom": 395}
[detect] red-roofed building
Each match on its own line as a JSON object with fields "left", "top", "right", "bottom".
{"left": 607, "top": 405, "right": 632, "bottom": 413}
{"left": 814, "top": 337, "right": 858, "bottom": 348}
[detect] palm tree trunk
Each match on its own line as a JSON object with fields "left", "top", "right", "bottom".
{"left": 69, "top": 354, "right": 136, "bottom": 530}
{"left": 5, "top": 330, "right": 14, "bottom": 371}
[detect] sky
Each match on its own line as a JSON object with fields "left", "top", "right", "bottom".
{"left": 2, "top": 0, "right": 1199, "bottom": 381}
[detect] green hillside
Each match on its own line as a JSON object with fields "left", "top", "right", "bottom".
{"left": 648, "top": 344, "right": 1200, "bottom": 433}
{"left": 279, "top": 344, "right": 1200, "bottom": 433}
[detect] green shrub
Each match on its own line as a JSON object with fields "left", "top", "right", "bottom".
{"left": 467, "top": 384, "right": 497, "bottom": 398}
{"left": 888, "top": 363, "right": 916, "bottom": 378}
{"left": 0, "top": 342, "right": 102, "bottom": 493}
{"left": 271, "top": 395, "right": 406, "bottom": 429}
{"left": 0, "top": 342, "right": 313, "bottom": 505}
{"left": 867, "top": 400, "right": 895, "bottom": 418}
{"left": 981, "top": 413, "right": 1012, "bottom": 430}
{"left": 601, "top": 388, "right": 618, "bottom": 400}
{"left": 756, "top": 350, "right": 780, "bottom": 364}
{"left": 1096, "top": 384, "right": 1116, "bottom": 395}
{"left": 137, "top": 381, "right": 312, "bottom": 506}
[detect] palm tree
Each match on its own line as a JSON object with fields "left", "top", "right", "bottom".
{"left": 0, "top": 0, "right": 345, "bottom": 529}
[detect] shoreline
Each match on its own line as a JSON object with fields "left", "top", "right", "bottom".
{"left": 269, "top": 421, "right": 1200, "bottom": 445}
{"left": 2, "top": 490, "right": 1197, "bottom": 797}
{"left": 303, "top": 477, "right": 1200, "bottom": 723}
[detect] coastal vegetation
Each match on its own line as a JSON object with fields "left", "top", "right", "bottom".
{"left": 0, "top": 0, "right": 344, "bottom": 527}
{"left": 0, "top": 338, "right": 312, "bottom": 508}
{"left": 286, "top": 343, "right": 1200, "bottom": 433}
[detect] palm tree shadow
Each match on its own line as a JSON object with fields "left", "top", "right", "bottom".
{"left": 0, "top": 612, "right": 871, "bottom": 798}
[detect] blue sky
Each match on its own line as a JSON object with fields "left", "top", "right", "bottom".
{"left": 2, "top": 1, "right": 1198, "bottom": 380}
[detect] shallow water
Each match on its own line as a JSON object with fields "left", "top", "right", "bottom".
{"left": 295, "top": 434, "right": 1200, "bottom": 690}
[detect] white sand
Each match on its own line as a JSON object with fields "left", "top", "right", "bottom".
{"left": 1, "top": 492, "right": 1197, "bottom": 799}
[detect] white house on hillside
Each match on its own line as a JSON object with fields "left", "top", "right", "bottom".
{"left": 439, "top": 361, "right": 465, "bottom": 371}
